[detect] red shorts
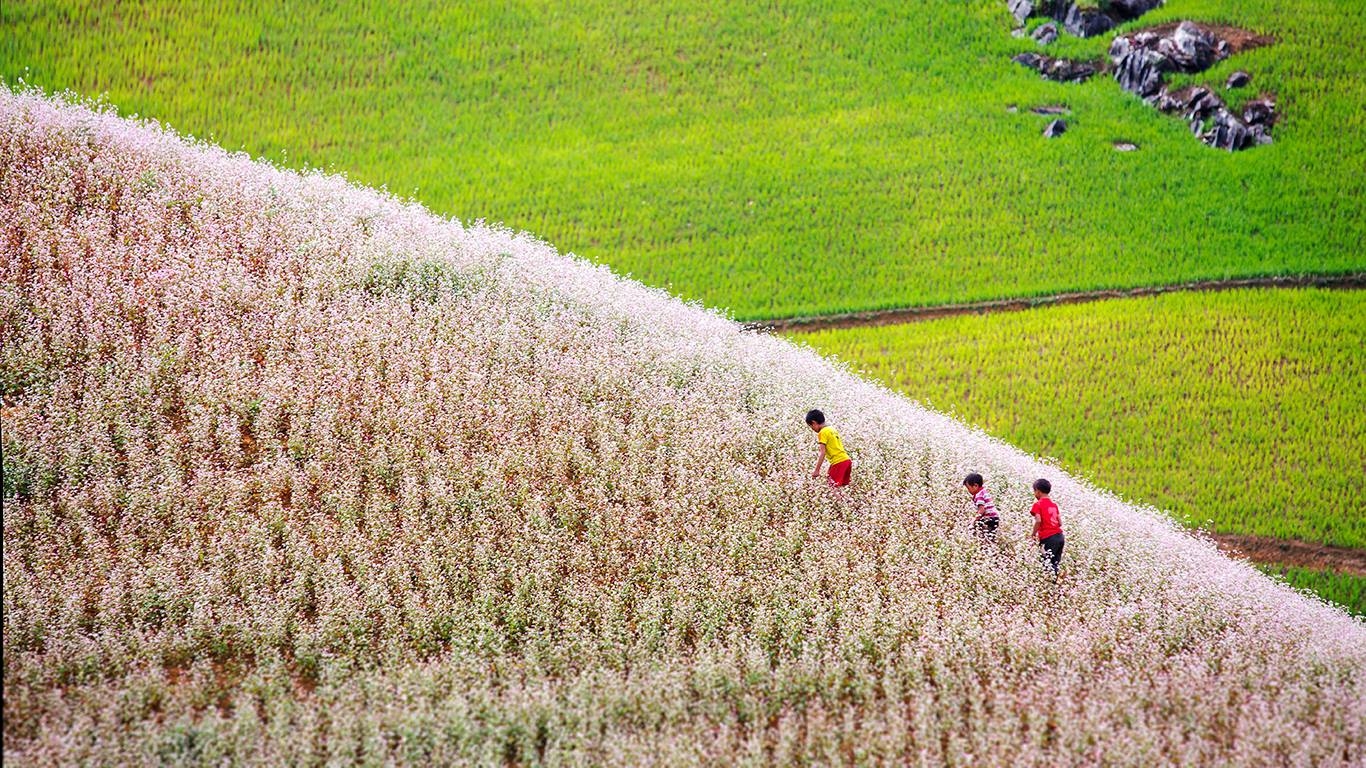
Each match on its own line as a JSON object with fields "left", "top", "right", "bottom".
{"left": 827, "top": 460, "right": 852, "bottom": 487}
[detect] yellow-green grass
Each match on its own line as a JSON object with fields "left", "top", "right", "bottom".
{"left": 792, "top": 288, "right": 1365, "bottom": 549}
{"left": 4, "top": 0, "right": 1364, "bottom": 320}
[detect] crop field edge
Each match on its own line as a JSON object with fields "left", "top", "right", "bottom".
{"left": 761, "top": 271, "right": 1366, "bottom": 330}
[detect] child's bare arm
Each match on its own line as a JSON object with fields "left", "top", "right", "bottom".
{"left": 811, "top": 444, "right": 826, "bottom": 478}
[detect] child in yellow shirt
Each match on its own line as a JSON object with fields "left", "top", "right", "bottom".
{"left": 805, "top": 409, "right": 852, "bottom": 487}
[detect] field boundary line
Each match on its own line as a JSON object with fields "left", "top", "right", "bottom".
{"left": 759, "top": 273, "right": 1366, "bottom": 332}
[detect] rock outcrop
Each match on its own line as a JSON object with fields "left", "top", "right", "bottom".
{"left": 1107, "top": 23, "right": 1277, "bottom": 151}
{"left": 1003, "top": 0, "right": 1279, "bottom": 151}
{"left": 1109, "top": 22, "right": 1226, "bottom": 76}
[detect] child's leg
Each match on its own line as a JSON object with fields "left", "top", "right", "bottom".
{"left": 1040, "top": 534, "right": 1064, "bottom": 576}
{"left": 974, "top": 516, "right": 999, "bottom": 543}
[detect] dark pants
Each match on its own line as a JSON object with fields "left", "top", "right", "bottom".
{"left": 1039, "top": 533, "right": 1065, "bottom": 575}
{"left": 974, "top": 515, "right": 999, "bottom": 541}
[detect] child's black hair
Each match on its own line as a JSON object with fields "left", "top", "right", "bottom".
{"left": 805, "top": 409, "right": 825, "bottom": 425}
{"left": 1033, "top": 478, "right": 1052, "bottom": 494}
{"left": 963, "top": 473, "right": 984, "bottom": 488}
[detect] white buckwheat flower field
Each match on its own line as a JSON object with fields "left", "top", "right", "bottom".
{"left": 2, "top": 89, "right": 1364, "bottom": 766}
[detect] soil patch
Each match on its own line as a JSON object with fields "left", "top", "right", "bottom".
{"left": 1207, "top": 533, "right": 1366, "bottom": 577}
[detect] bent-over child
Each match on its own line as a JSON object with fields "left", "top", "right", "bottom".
{"left": 805, "top": 409, "right": 852, "bottom": 487}
{"left": 963, "top": 472, "right": 999, "bottom": 542}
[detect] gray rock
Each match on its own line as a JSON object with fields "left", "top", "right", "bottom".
{"left": 1046, "top": 58, "right": 1100, "bottom": 82}
{"left": 1242, "top": 98, "right": 1275, "bottom": 126}
{"left": 1008, "top": 0, "right": 1035, "bottom": 24}
{"left": 1033, "top": 22, "right": 1059, "bottom": 45}
{"left": 1225, "top": 70, "right": 1251, "bottom": 89}
{"left": 1181, "top": 87, "right": 1223, "bottom": 122}
{"left": 1113, "top": 141, "right": 1140, "bottom": 151}
{"left": 1202, "top": 108, "right": 1254, "bottom": 151}
{"left": 1012, "top": 52, "right": 1100, "bottom": 83}
{"left": 1158, "top": 22, "right": 1220, "bottom": 72}
{"left": 1060, "top": 3, "right": 1115, "bottom": 37}
{"left": 1043, "top": 119, "right": 1068, "bottom": 137}
{"left": 1113, "top": 50, "right": 1167, "bottom": 98}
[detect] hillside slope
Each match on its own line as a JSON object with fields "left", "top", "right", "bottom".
{"left": 3, "top": 90, "right": 1364, "bottom": 766}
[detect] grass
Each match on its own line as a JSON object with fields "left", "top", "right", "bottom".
{"left": 1259, "top": 565, "right": 1365, "bottom": 616}
{"left": 3, "top": 0, "right": 1364, "bottom": 320}
{"left": 4, "top": 89, "right": 1364, "bottom": 766}
{"left": 791, "top": 288, "right": 1366, "bottom": 549}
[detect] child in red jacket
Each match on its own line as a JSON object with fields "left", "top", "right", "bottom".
{"left": 1030, "top": 478, "right": 1065, "bottom": 579}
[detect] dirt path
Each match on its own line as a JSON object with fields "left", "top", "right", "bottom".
{"left": 760, "top": 273, "right": 1365, "bottom": 333}
{"left": 1207, "top": 533, "right": 1366, "bottom": 577}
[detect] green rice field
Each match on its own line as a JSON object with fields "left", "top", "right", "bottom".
{"left": 1259, "top": 565, "right": 1364, "bottom": 616}
{"left": 3, "top": 0, "right": 1364, "bottom": 320}
{"left": 792, "top": 288, "right": 1365, "bottom": 549}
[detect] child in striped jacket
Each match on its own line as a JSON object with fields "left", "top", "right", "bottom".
{"left": 963, "top": 472, "right": 999, "bottom": 542}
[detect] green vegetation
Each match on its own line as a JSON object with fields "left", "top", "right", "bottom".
{"left": 4, "top": 0, "right": 1364, "bottom": 319}
{"left": 792, "top": 288, "right": 1365, "bottom": 548}
{"left": 1259, "top": 565, "right": 1365, "bottom": 616}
